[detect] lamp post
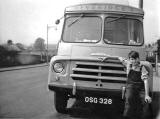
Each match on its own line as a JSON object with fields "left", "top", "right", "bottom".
{"left": 46, "top": 24, "right": 57, "bottom": 65}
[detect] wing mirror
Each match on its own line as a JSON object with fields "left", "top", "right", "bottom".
{"left": 55, "top": 19, "right": 60, "bottom": 25}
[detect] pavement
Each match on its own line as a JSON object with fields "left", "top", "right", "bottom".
{"left": 0, "top": 63, "right": 48, "bottom": 72}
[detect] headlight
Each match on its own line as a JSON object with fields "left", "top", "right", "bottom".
{"left": 53, "top": 62, "right": 64, "bottom": 73}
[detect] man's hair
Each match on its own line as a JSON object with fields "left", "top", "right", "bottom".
{"left": 128, "top": 51, "right": 139, "bottom": 59}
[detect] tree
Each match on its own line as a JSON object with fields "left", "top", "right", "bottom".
{"left": 5, "top": 39, "right": 20, "bottom": 51}
{"left": 7, "top": 39, "right": 13, "bottom": 45}
{"left": 157, "top": 39, "right": 160, "bottom": 61}
{"left": 33, "top": 37, "right": 46, "bottom": 61}
{"left": 16, "top": 43, "right": 26, "bottom": 51}
{"left": 148, "top": 44, "right": 151, "bottom": 48}
{"left": 1, "top": 40, "right": 20, "bottom": 66}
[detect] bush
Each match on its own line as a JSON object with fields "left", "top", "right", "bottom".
{"left": 0, "top": 45, "right": 47, "bottom": 68}
{"left": 0, "top": 45, "right": 7, "bottom": 63}
{"left": 0, "top": 45, "right": 20, "bottom": 67}
{"left": 146, "top": 56, "right": 156, "bottom": 67}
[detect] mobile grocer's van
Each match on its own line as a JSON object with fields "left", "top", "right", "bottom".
{"left": 48, "top": 0, "right": 153, "bottom": 113}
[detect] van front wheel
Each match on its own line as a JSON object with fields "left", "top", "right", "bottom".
{"left": 54, "top": 91, "right": 68, "bottom": 113}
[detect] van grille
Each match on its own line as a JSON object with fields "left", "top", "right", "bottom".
{"left": 70, "top": 59, "right": 127, "bottom": 83}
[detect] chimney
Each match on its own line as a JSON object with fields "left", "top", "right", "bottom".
{"left": 139, "top": 0, "right": 143, "bottom": 9}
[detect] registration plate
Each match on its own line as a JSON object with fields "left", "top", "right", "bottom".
{"left": 84, "top": 96, "right": 112, "bottom": 104}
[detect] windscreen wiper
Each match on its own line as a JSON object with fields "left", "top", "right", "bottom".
{"left": 106, "top": 15, "right": 126, "bottom": 23}
{"left": 68, "top": 14, "right": 84, "bottom": 27}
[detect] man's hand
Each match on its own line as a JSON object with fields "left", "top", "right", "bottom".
{"left": 118, "top": 57, "right": 123, "bottom": 61}
{"left": 145, "top": 95, "right": 152, "bottom": 103}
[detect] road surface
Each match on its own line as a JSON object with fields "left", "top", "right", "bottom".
{"left": 0, "top": 66, "right": 159, "bottom": 119}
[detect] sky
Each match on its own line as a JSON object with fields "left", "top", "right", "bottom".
{"left": 0, "top": 0, "right": 159, "bottom": 45}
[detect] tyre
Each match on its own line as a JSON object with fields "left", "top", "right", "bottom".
{"left": 54, "top": 91, "right": 68, "bottom": 113}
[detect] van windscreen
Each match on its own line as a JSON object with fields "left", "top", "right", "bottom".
{"left": 63, "top": 16, "right": 101, "bottom": 43}
{"left": 104, "top": 17, "right": 143, "bottom": 46}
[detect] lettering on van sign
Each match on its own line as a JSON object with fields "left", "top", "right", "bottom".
{"left": 65, "top": 4, "right": 144, "bottom": 15}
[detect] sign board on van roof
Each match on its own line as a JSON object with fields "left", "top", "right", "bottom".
{"left": 64, "top": 0, "right": 140, "bottom": 9}
{"left": 65, "top": 4, "right": 144, "bottom": 15}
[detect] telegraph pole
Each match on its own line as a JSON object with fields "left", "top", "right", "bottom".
{"left": 46, "top": 24, "right": 49, "bottom": 65}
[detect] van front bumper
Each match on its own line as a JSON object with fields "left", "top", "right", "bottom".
{"left": 48, "top": 83, "right": 123, "bottom": 98}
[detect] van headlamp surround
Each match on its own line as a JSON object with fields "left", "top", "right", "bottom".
{"left": 53, "top": 62, "right": 64, "bottom": 73}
